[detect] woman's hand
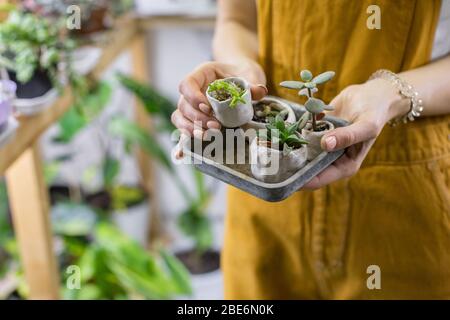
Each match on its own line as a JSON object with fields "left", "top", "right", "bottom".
{"left": 171, "top": 60, "right": 268, "bottom": 139}
{"left": 303, "top": 78, "right": 410, "bottom": 190}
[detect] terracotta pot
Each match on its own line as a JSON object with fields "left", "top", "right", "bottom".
{"left": 250, "top": 137, "right": 307, "bottom": 183}
{"left": 302, "top": 120, "right": 335, "bottom": 161}
{"left": 206, "top": 77, "right": 253, "bottom": 128}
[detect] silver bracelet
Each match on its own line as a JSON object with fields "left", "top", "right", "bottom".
{"left": 369, "top": 69, "right": 424, "bottom": 126}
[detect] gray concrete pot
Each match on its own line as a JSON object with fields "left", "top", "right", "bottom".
{"left": 206, "top": 77, "right": 253, "bottom": 128}
{"left": 243, "top": 96, "right": 296, "bottom": 131}
{"left": 302, "top": 120, "right": 335, "bottom": 161}
{"left": 250, "top": 137, "right": 308, "bottom": 183}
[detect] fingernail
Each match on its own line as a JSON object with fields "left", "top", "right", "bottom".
{"left": 193, "top": 129, "right": 204, "bottom": 140}
{"left": 206, "top": 120, "right": 221, "bottom": 130}
{"left": 325, "top": 136, "right": 337, "bottom": 151}
{"left": 199, "top": 103, "right": 211, "bottom": 114}
{"left": 257, "top": 84, "right": 268, "bottom": 94}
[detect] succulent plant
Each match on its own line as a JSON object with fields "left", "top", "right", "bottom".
{"left": 258, "top": 113, "right": 308, "bottom": 155}
{"left": 207, "top": 79, "right": 246, "bottom": 108}
{"left": 280, "top": 69, "right": 335, "bottom": 131}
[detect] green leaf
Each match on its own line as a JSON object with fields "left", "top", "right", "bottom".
{"left": 160, "top": 250, "right": 193, "bottom": 295}
{"left": 102, "top": 156, "right": 120, "bottom": 189}
{"left": 108, "top": 117, "right": 173, "bottom": 173}
{"left": 305, "top": 97, "right": 326, "bottom": 114}
{"left": 312, "top": 71, "right": 335, "bottom": 85}
{"left": 51, "top": 203, "right": 97, "bottom": 237}
{"left": 300, "top": 70, "right": 313, "bottom": 82}
{"left": 298, "top": 112, "right": 310, "bottom": 130}
{"left": 304, "top": 82, "right": 317, "bottom": 89}
{"left": 117, "top": 73, "right": 176, "bottom": 132}
{"left": 279, "top": 81, "right": 305, "bottom": 89}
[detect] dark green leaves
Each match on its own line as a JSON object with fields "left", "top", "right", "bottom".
{"left": 259, "top": 115, "right": 308, "bottom": 153}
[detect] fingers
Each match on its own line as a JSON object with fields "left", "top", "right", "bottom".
{"left": 320, "top": 121, "right": 379, "bottom": 152}
{"left": 302, "top": 151, "right": 360, "bottom": 190}
{"left": 177, "top": 96, "right": 219, "bottom": 129}
{"left": 250, "top": 84, "right": 268, "bottom": 101}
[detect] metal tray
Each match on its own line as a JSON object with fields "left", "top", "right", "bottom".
{"left": 182, "top": 99, "right": 349, "bottom": 202}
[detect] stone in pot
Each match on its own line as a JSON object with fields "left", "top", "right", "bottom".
{"left": 206, "top": 77, "right": 253, "bottom": 128}
{"left": 243, "top": 97, "right": 296, "bottom": 131}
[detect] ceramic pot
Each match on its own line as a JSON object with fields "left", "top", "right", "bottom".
{"left": 302, "top": 120, "right": 335, "bottom": 161}
{"left": 0, "top": 80, "right": 16, "bottom": 131}
{"left": 206, "top": 77, "right": 253, "bottom": 128}
{"left": 250, "top": 137, "right": 307, "bottom": 183}
{"left": 242, "top": 97, "right": 296, "bottom": 131}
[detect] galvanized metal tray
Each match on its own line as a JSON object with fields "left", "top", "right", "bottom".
{"left": 182, "top": 99, "right": 349, "bottom": 202}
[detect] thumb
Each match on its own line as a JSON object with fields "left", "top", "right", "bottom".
{"left": 321, "top": 121, "right": 379, "bottom": 152}
{"left": 250, "top": 84, "right": 268, "bottom": 101}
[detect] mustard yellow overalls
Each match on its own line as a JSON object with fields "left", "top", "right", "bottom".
{"left": 223, "top": 0, "right": 450, "bottom": 299}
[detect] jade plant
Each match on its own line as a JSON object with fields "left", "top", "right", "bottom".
{"left": 258, "top": 113, "right": 308, "bottom": 155}
{"left": 207, "top": 79, "right": 245, "bottom": 108}
{"left": 280, "top": 69, "right": 335, "bottom": 131}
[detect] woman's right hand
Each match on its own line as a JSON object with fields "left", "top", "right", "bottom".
{"left": 171, "top": 61, "right": 268, "bottom": 139}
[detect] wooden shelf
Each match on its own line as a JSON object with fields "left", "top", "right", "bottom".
{"left": 0, "top": 17, "right": 139, "bottom": 175}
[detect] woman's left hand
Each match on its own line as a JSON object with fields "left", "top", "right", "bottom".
{"left": 302, "top": 78, "right": 410, "bottom": 190}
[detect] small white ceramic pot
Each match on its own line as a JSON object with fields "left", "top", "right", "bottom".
{"left": 250, "top": 137, "right": 308, "bottom": 183}
{"left": 242, "top": 97, "right": 296, "bottom": 131}
{"left": 206, "top": 77, "right": 253, "bottom": 128}
{"left": 302, "top": 120, "right": 335, "bottom": 161}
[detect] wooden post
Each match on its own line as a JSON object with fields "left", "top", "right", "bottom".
{"left": 5, "top": 143, "right": 59, "bottom": 299}
{"left": 130, "top": 32, "right": 162, "bottom": 247}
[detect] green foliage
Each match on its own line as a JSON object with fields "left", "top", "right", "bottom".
{"left": 108, "top": 117, "right": 173, "bottom": 173}
{"left": 207, "top": 79, "right": 246, "bottom": 108}
{"left": 118, "top": 76, "right": 214, "bottom": 253}
{"left": 60, "top": 221, "right": 192, "bottom": 300}
{"left": 258, "top": 113, "right": 308, "bottom": 154}
{"left": 117, "top": 73, "right": 176, "bottom": 132}
{"left": 110, "top": 185, "right": 147, "bottom": 211}
{"left": 304, "top": 97, "right": 334, "bottom": 115}
{"left": 0, "top": 10, "right": 72, "bottom": 85}
{"left": 52, "top": 202, "right": 97, "bottom": 237}
{"left": 56, "top": 81, "right": 112, "bottom": 143}
{"left": 280, "top": 69, "right": 336, "bottom": 131}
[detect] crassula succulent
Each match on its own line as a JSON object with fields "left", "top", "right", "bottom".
{"left": 280, "top": 69, "right": 335, "bottom": 131}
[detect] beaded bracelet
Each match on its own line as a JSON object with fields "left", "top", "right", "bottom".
{"left": 369, "top": 69, "right": 424, "bottom": 126}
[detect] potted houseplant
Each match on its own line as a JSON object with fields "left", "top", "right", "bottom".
{"left": 118, "top": 75, "right": 221, "bottom": 286}
{"left": 0, "top": 9, "right": 74, "bottom": 115}
{"left": 0, "top": 78, "right": 15, "bottom": 132}
{"left": 280, "top": 69, "right": 336, "bottom": 160}
{"left": 243, "top": 96, "right": 296, "bottom": 131}
{"left": 206, "top": 77, "right": 253, "bottom": 128}
{"left": 250, "top": 113, "right": 309, "bottom": 183}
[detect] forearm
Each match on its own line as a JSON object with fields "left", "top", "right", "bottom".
{"left": 213, "top": 20, "right": 259, "bottom": 65}
{"left": 212, "top": 0, "right": 265, "bottom": 84}
{"left": 399, "top": 55, "right": 450, "bottom": 116}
